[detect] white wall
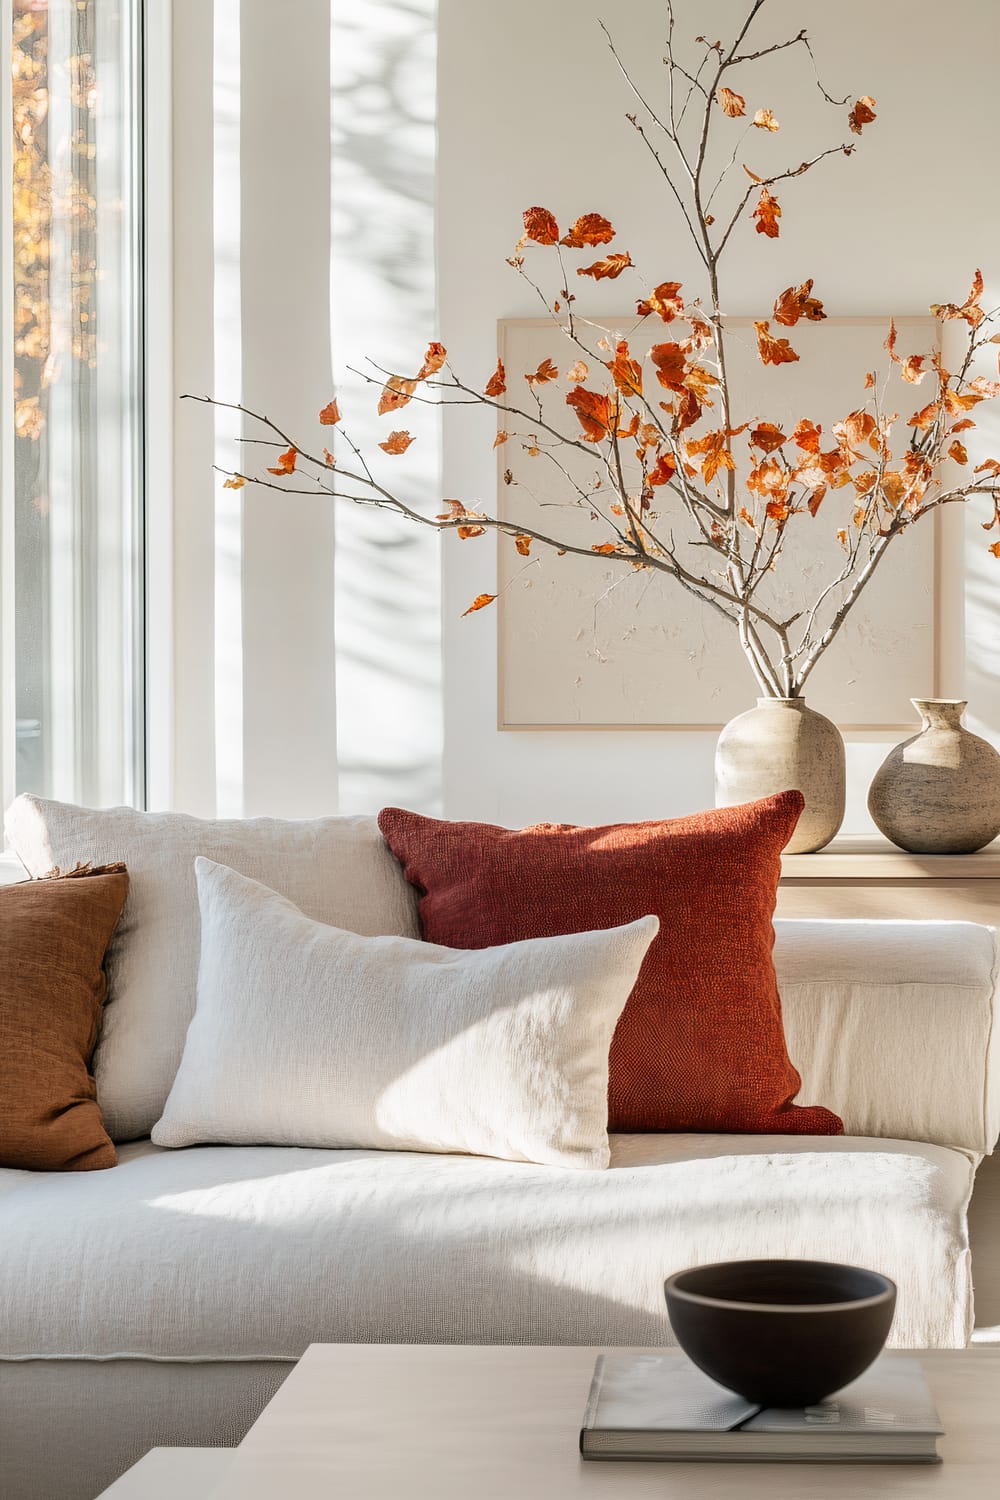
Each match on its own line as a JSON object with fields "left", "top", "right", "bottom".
{"left": 437, "top": 0, "right": 1000, "bottom": 828}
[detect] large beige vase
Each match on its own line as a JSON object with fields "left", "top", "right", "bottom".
{"left": 715, "top": 697, "right": 846, "bottom": 854}
{"left": 867, "top": 698, "right": 1000, "bottom": 854}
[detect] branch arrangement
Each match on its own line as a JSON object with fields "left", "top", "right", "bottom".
{"left": 188, "top": 0, "right": 1000, "bottom": 699}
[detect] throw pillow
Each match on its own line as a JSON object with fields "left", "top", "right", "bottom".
{"left": 4, "top": 797, "right": 421, "bottom": 1141}
{"left": 0, "top": 866, "right": 129, "bottom": 1171}
{"left": 152, "top": 859, "right": 659, "bottom": 1168}
{"left": 377, "top": 794, "right": 843, "bottom": 1135}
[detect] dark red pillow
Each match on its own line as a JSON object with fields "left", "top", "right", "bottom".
{"left": 378, "top": 793, "right": 841, "bottom": 1135}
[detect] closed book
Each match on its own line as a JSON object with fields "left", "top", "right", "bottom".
{"left": 580, "top": 1351, "right": 943, "bottom": 1463}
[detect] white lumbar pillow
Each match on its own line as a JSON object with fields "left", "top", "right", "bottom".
{"left": 4, "top": 796, "right": 420, "bottom": 1141}
{"left": 153, "top": 859, "right": 658, "bottom": 1169}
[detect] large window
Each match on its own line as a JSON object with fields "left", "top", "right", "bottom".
{"left": 5, "top": 0, "right": 144, "bottom": 807}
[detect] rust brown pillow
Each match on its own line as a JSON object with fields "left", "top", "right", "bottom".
{"left": 0, "top": 865, "right": 129, "bottom": 1170}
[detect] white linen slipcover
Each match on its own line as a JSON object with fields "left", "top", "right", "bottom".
{"left": 3, "top": 798, "right": 420, "bottom": 1141}
{"left": 775, "top": 919, "right": 1000, "bottom": 1153}
{"left": 0, "top": 1134, "right": 976, "bottom": 1361}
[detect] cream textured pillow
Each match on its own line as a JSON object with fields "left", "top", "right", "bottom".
{"left": 4, "top": 797, "right": 420, "bottom": 1141}
{"left": 152, "top": 860, "right": 658, "bottom": 1169}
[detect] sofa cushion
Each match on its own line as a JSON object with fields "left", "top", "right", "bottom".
{"left": 4, "top": 798, "right": 420, "bottom": 1142}
{"left": 0, "top": 867, "right": 128, "bottom": 1171}
{"left": 0, "top": 1134, "right": 975, "bottom": 1359}
{"left": 377, "top": 796, "right": 842, "bottom": 1135}
{"left": 775, "top": 919, "right": 1000, "bottom": 1154}
{"left": 152, "top": 860, "right": 658, "bottom": 1168}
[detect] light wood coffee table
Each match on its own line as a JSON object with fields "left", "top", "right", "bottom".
{"left": 101, "top": 1344, "right": 1000, "bottom": 1498}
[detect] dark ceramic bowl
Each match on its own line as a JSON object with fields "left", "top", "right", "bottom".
{"left": 664, "top": 1259, "right": 896, "bottom": 1407}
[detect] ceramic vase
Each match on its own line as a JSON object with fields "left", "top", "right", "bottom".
{"left": 867, "top": 699, "right": 1000, "bottom": 854}
{"left": 715, "top": 697, "right": 846, "bottom": 854}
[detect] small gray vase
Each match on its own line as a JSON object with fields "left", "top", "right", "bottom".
{"left": 715, "top": 697, "right": 846, "bottom": 854}
{"left": 867, "top": 699, "right": 1000, "bottom": 854}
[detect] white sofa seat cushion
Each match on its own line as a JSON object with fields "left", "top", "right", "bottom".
{"left": 0, "top": 1135, "right": 976, "bottom": 1360}
{"left": 3, "top": 798, "right": 421, "bottom": 1141}
{"left": 774, "top": 919, "right": 1000, "bottom": 1153}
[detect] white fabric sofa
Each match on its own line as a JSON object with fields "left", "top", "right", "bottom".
{"left": 1, "top": 918, "right": 998, "bottom": 1500}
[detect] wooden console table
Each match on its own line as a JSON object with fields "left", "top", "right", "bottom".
{"left": 777, "top": 837, "right": 1000, "bottom": 925}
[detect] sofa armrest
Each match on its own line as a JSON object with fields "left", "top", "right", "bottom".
{"left": 774, "top": 919, "right": 1000, "bottom": 1154}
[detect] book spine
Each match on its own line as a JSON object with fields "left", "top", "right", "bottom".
{"left": 579, "top": 1355, "right": 607, "bottom": 1455}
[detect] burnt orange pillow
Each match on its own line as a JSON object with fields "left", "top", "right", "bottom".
{"left": 378, "top": 793, "right": 841, "bottom": 1135}
{"left": 0, "top": 865, "right": 129, "bottom": 1170}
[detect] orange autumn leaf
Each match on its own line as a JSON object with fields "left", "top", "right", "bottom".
{"left": 267, "top": 445, "right": 297, "bottom": 475}
{"left": 456, "top": 524, "right": 487, "bottom": 540}
{"left": 943, "top": 387, "right": 989, "bottom": 415}
{"left": 577, "top": 252, "right": 633, "bottom": 280}
{"left": 648, "top": 450, "right": 677, "bottom": 486}
{"left": 636, "top": 281, "right": 685, "bottom": 322}
{"left": 608, "top": 340, "right": 643, "bottom": 398}
{"left": 684, "top": 365, "right": 720, "bottom": 403}
{"left": 565, "top": 359, "right": 589, "bottom": 382}
{"left": 773, "top": 279, "right": 825, "bottom": 327}
{"left": 522, "top": 206, "right": 559, "bottom": 245}
{"left": 223, "top": 474, "right": 246, "bottom": 490}
{"left": 739, "top": 506, "right": 758, "bottom": 532}
{"left": 974, "top": 459, "right": 1000, "bottom": 477}
{"left": 685, "top": 429, "right": 736, "bottom": 484}
{"left": 319, "top": 399, "right": 341, "bottom": 426}
{"left": 560, "top": 212, "right": 615, "bottom": 247}
{"left": 566, "top": 386, "right": 612, "bottom": 442}
{"left": 792, "top": 418, "right": 823, "bottom": 452}
{"left": 514, "top": 534, "right": 532, "bottom": 556}
{"left": 323, "top": 448, "right": 335, "bottom": 467}
{"left": 750, "top": 422, "right": 787, "bottom": 452}
{"left": 462, "top": 592, "right": 496, "bottom": 616}
{"left": 884, "top": 321, "right": 928, "bottom": 384}
{"left": 686, "top": 317, "right": 715, "bottom": 351}
{"left": 909, "top": 399, "right": 940, "bottom": 429}
{"left": 718, "top": 86, "right": 746, "bottom": 117}
{"left": 378, "top": 375, "right": 418, "bottom": 416}
{"left": 485, "top": 359, "right": 507, "bottom": 397}
{"left": 766, "top": 499, "right": 791, "bottom": 525}
{"left": 617, "top": 411, "right": 640, "bottom": 439}
{"left": 949, "top": 440, "right": 969, "bottom": 465}
{"left": 525, "top": 358, "right": 560, "bottom": 387}
{"left": 753, "top": 107, "right": 779, "bottom": 131}
{"left": 754, "top": 320, "right": 799, "bottom": 365}
{"left": 674, "top": 387, "right": 703, "bottom": 432}
{"left": 754, "top": 187, "right": 781, "bottom": 239}
{"left": 991, "top": 541, "right": 1000, "bottom": 559}
{"left": 649, "top": 341, "right": 688, "bottom": 392}
{"left": 807, "top": 486, "right": 827, "bottom": 516}
{"left": 931, "top": 270, "right": 985, "bottom": 328}
{"left": 848, "top": 96, "right": 877, "bottom": 135}
{"left": 378, "top": 430, "right": 415, "bottom": 455}
{"left": 493, "top": 430, "right": 508, "bottom": 448}
{"left": 437, "top": 499, "right": 479, "bottom": 521}
{"left": 417, "top": 341, "right": 447, "bottom": 379}
{"left": 591, "top": 542, "right": 618, "bottom": 555}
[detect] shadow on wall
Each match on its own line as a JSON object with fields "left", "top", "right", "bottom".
{"left": 331, "top": 0, "right": 443, "bottom": 815}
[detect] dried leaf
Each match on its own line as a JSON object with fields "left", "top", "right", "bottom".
{"left": 565, "top": 360, "right": 589, "bottom": 382}
{"left": 319, "top": 399, "right": 341, "bottom": 426}
{"left": 378, "top": 375, "right": 418, "bottom": 416}
{"left": 753, "top": 107, "right": 779, "bottom": 131}
{"left": 718, "top": 86, "right": 746, "bottom": 117}
{"left": 792, "top": 418, "right": 823, "bottom": 452}
{"left": 437, "top": 499, "right": 476, "bottom": 520}
{"left": 685, "top": 429, "right": 736, "bottom": 484}
{"left": 683, "top": 365, "right": 720, "bottom": 403}
{"left": 909, "top": 399, "right": 940, "bottom": 430}
{"left": 223, "top": 474, "right": 246, "bottom": 490}
{"left": 566, "top": 385, "right": 612, "bottom": 442}
{"left": 773, "top": 279, "right": 825, "bottom": 326}
{"left": 649, "top": 342, "right": 687, "bottom": 392}
{"left": 514, "top": 534, "right": 532, "bottom": 556}
{"left": 560, "top": 212, "right": 615, "bottom": 247}
{"left": 457, "top": 524, "right": 487, "bottom": 540}
{"left": 750, "top": 422, "right": 787, "bottom": 452}
{"left": 462, "top": 592, "right": 496, "bottom": 616}
{"left": 591, "top": 542, "right": 618, "bottom": 555}
{"left": 974, "top": 459, "right": 1000, "bottom": 476}
{"left": 931, "top": 271, "right": 986, "bottom": 327}
{"left": 807, "top": 486, "right": 827, "bottom": 516}
{"left": 742, "top": 163, "right": 764, "bottom": 183}
{"left": 608, "top": 339, "right": 643, "bottom": 398}
{"left": 267, "top": 445, "right": 298, "bottom": 475}
{"left": 991, "top": 541, "right": 1000, "bottom": 559}
{"left": 739, "top": 507, "right": 758, "bottom": 532}
{"left": 493, "top": 430, "right": 508, "bottom": 448}
{"left": 648, "top": 450, "right": 677, "bottom": 487}
{"left": 848, "top": 95, "right": 877, "bottom": 135}
{"left": 485, "top": 359, "right": 507, "bottom": 397}
{"left": 884, "top": 320, "right": 928, "bottom": 383}
{"left": 753, "top": 187, "right": 781, "bottom": 239}
{"left": 577, "top": 252, "right": 633, "bottom": 281}
{"left": 525, "top": 357, "right": 560, "bottom": 386}
{"left": 948, "top": 440, "right": 969, "bottom": 465}
{"left": 636, "top": 281, "right": 685, "bottom": 322}
{"left": 417, "top": 341, "right": 447, "bottom": 379}
{"left": 523, "top": 206, "right": 559, "bottom": 245}
{"left": 754, "top": 320, "right": 799, "bottom": 365}
{"left": 323, "top": 448, "right": 336, "bottom": 467}
{"left": 378, "top": 430, "right": 415, "bottom": 455}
